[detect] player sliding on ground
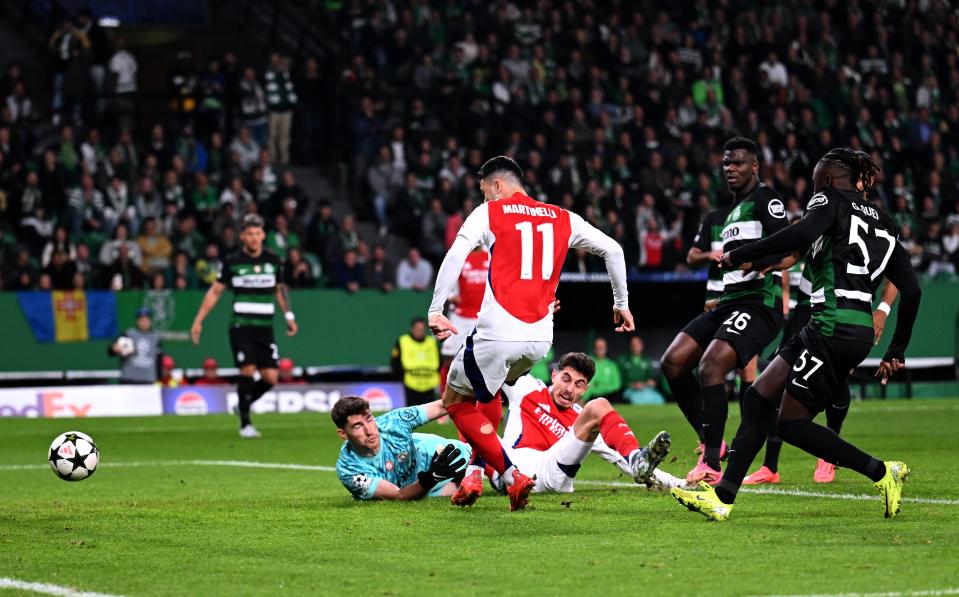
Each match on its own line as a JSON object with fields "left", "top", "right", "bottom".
{"left": 333, "top": 396, "right": 471, "bottom": 501}
{"left": 672, "top": 148, "right": 922, "bottom": 521}
{"left": 482, "top": 352, "right": 680, "bottom": 497}
{"left": 427, "top": 156, "right": 633, "bottom": 511}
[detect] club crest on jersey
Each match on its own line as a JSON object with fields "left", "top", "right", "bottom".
{"left": 385, "top": 460, "right": 394, "bottom": 472}
{"left": 768, "top": 199, "right": 786, "bottom": 218}
{"left": 254, "top": 265, "right": 261, "bottom": 273}
{"left": 807, "top": 193, "right": 828, "bottom": 210}
{"left": 265, "top": 263, "right": 274, "bottom": 274}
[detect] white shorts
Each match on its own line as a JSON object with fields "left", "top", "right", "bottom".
{"left": 447, "top": 334, "right": 551, "bottom": 402}
{"left": 506, "top": 431, "right": 594, "bottom": 493}
{"left": 440, "top": 313, "right": 478, "bottom": 357}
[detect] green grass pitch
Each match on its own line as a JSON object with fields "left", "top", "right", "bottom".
{"left": 1, "top": 400, "right": 958, "bottom": 596}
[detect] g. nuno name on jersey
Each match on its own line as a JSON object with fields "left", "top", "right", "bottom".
{"left": 426, "top": 156, "right": 634, "bottom": 511}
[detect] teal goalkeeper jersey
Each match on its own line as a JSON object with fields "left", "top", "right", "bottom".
{"left": 336, "top": 405, "right": 471, "bottom": 500}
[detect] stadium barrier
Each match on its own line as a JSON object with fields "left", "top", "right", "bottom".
{"left": 0, "top": 382, "right": 405, "bottom": 418}
{"left": 1, "top": 280, "right": 956, "bottom": 377}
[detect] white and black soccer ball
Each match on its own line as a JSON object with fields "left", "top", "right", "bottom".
{"left": 48, "top": 431, "right": 99, "bottom": 481}
{"left": 114, "top": 336, "right": 135, "bottom": 357}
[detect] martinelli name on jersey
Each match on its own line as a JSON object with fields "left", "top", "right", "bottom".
{"left": 501, "top": 203, "right": 559, "bottom": 218}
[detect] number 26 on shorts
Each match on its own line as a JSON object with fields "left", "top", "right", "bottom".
{"left": 723, "top": 310, "right": 751, "bottom": 333}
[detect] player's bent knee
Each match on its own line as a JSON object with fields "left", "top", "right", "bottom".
{"left": 584, "top": 397, "right": 612, "bottom": 417}
{"left": 260, "top": 369, "right": 278, "bottom": 385}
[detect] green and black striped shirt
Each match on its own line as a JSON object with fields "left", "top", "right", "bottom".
{"left": 691, "top": 205, "right": 730, "bottom": 301}
{"left": 217, "top": 249, "right": 283, "bottom": 327}
{"left": 717, "top": 184, "right": 789, "bottom": 308}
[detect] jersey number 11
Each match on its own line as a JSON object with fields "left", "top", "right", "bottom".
{"left": 515, "top": 222, "right": 554, "bottom": 280}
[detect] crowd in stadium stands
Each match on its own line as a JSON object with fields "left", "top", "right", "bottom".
{"left": 2, "top": 1, "right": 959, "bottom": 294}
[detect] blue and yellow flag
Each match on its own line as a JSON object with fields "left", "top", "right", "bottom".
{"left": 17, "top": 291, "right": 117, "bottom": 343}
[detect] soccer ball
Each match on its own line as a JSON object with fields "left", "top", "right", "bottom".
{"left": 48, "top": 431, "right": 99, "bottom": 481}
{"left": 115, "top": 336, "right": 135, "bottom": 357}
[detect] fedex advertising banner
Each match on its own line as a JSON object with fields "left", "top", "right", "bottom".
{"left": 161, "top": 383, "right": 406, "bottom": 416}
{"left": 0, "top": 385, "right": 162, "bottom": 418}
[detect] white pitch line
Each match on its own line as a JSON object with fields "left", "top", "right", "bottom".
{"left": 3, "top": 460, "right": 957, "bottom": 506}
{"left": 0, "top": 577, "right": 124, "bottom": 597}
{"left": 0, "top": 460, "right": 336, "bottom": 473}
{"left": 755, "top": 588, "right": 959, "bottom": 597}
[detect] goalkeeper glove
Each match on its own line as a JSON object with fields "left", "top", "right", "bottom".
{"left": 417, "top": 444, "right": 466, "bottom": 491}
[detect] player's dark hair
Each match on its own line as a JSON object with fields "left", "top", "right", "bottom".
{"left": 818, "top": 147, "right": 881, "bottom": 192}
{"left": 241, "top": 214, "right": 265, "bottom": 230}
{"left": 331, "top": 396, "right": 371, "bottom": 429}
{"left": 557, "top": 352, "right": 596, "bottom": 382}
{"left": 476, "top": 155, "right": 524, "bottom": 183}
{"left": 722, "top": 136, "right": 758, "bottom": 156}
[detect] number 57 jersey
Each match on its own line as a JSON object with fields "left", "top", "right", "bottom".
{"left": 430, "top": 192, "right": 629, "bottom": 343}
{"left": 805, "top": 187, "right": 899, "bottom": 343}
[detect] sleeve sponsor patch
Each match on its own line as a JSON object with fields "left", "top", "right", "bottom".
{"left": 398, "top": 407, "right": 420, "bottom": 422}
{"left": 806, "top": 193, "right": 828, "bottom": 211}
{"left": 767, "top": 199, "right": 786, "bottom": 218}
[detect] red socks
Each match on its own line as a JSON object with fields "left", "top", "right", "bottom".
{"left": 600, "top": 410, "right": 640, "bottom": 459}
{"left": 446, "top": 401, "right": 510, "bottom": 473}
{"left": 478, "top": 393, "right": 503, "bottom": 431}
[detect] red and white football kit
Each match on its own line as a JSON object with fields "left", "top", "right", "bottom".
{"left": 500, "top": 376, "right": 632, "bottom": 493}
{"left": 440, "top": 249, "right": 490, "bottom": 358}
{"left": 429, "top": 192, "right": 629, "bottom": 401}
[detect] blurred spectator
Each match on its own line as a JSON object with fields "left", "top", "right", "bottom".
{"left": 618, "top": 336, "right": 665, "bottom": 405}
{"left": 365, "top": 243, "right": 395, "bottom": 293}
{"left": 396, "top": 247, "right": 433, "bottom": 290}
{"left": 137, "top": 217, "right": 173, "bottom": 273}
{"left": 264, "top": 53, "right": 297, "bottom": 166}
{"left": 421, "top": 198, "right": 447, "bottom": 265}
{"left": 283, "top": 246, "right": 315, "bottom": 288}
{"left": 102, "top": 243, "right": 145, "bottom": 289}
{"left": 41, "top": 225, "right": 77, "bottom": 268}
{"left": 192, "top": 357, "right": 227, "bottom": 386}
{"left": 239, "top": 68, "right": 268, "bottom": 148}
{"left": 367, "top": 146, "right": 402, "bottom": 234}
{"left": 158, "top": 355, "right": 179, "bottom": 387}
{"left": 108, "top": 37, "right": 137, "bottom": 131}
{"left": 277, "top": 357, "right": 304, "bottom": 385}
{"left": 331, "top": 249, "right": 365, "bottom": 293}
{"left": 266, "top": 214, "right": 300, "bottom": 259}
{"left": 44, "top": 248, "right": 77, "bottom": 290}
{"left": 583, "top": 338, "right": 622, "bottom": 403}
{"left": 229, "top": 127, "right": 260, "bottom": 172}
{"left": 99, "top": 222, "right": 142, "bottom": 267}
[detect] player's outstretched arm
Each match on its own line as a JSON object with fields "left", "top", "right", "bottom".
{"left": 723, "top": 199, "right": 835, "bottom": 270}
{"left": 422, "top": 399, "right": 448, "bottom": 422}
{"left": 875, "top": 246, "right": 921, "bottom": 385}
{"left": 568, "top": 213, "right": 630, "bottom": 330}
{"left": 191, "top": 281, "right": 225, "bottom": 344}
{"left": 427, "top": 205, "right": 489, "bottom": 339}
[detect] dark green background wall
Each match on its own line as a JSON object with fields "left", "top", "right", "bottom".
{"left": 1, "top": 281, "right": 956, "bottom": 372}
